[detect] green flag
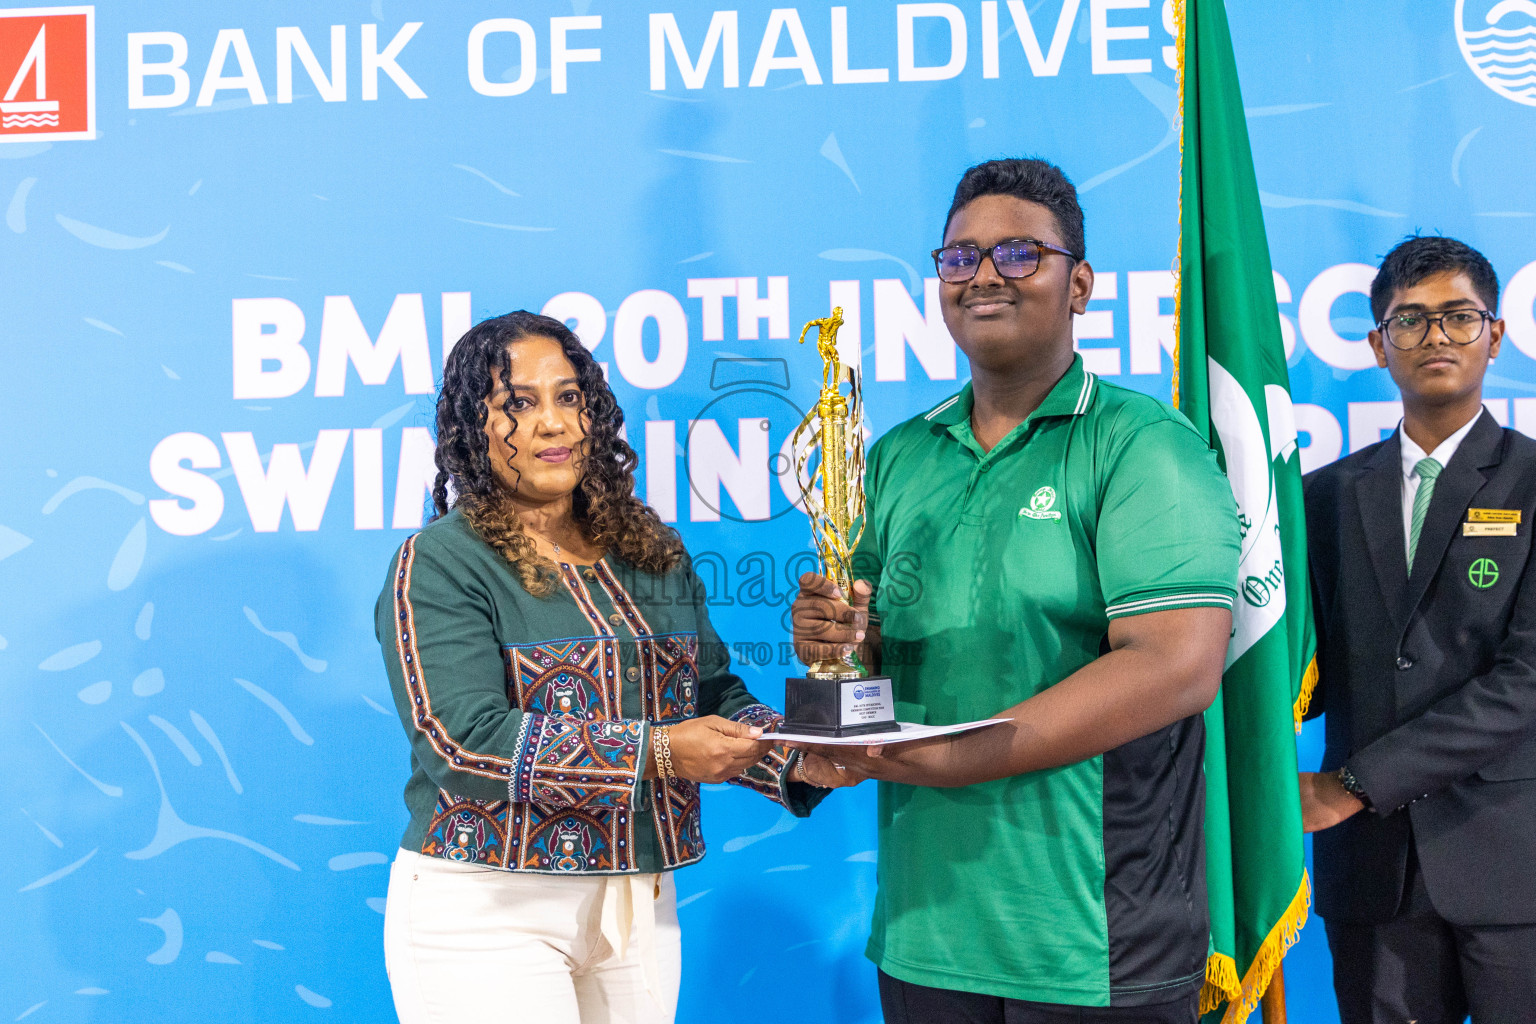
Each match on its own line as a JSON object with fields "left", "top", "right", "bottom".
{"left": 1173, "top": 1, "right": 1315, "bottom": 1021}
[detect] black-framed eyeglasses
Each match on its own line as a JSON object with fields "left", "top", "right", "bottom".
{"left": 1377, "top": 309, "right": 1495, "bottom": 350}
{"left": 930, "top": 238, "right": 1080, "bottom": 284}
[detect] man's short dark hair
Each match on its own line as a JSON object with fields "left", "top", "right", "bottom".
{"left": 944, "top": 158, "right": 1085, "bottom": 260}
{"left": 1370, "top": 235, "right": 1499, "bottom": 322}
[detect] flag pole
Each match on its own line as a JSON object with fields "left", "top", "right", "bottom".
{"left": 1261, "top": 966, "right": 1287, "bottom": 1023}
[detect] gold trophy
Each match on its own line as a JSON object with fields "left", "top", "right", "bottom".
{"left": 779, "top": 307, "right": 898, "bottom": 737}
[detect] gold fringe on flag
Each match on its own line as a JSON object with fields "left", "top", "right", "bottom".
{"left": 1293, "top": 655, "right": 1319, "bottom": 733}
{"left": 1202, "top": 871, "right": 1311, "bottom": 1024}
{"left": 1198, "top": 952, "right": 1241, "bottom": 1015}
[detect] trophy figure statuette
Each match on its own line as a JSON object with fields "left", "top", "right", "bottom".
{"left": 779, "top": 306, "right": 898, "bottom": 737}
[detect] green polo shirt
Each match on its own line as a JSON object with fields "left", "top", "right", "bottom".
{"left": 860, "top": 355, "right": 1239, "bottom": 1007}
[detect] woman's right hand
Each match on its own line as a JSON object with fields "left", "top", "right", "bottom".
{"left": 663, "top": 716, "right": 774, "bottom": 784}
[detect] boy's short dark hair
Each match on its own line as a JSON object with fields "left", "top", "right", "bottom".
{"left": 944, "top": 158, "right": 1086, "bottom": 261}
{"left": 1370, "top": 235, "right": 1499, "bottom": 323}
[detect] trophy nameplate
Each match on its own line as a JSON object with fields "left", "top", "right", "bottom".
{"left": 783, "top": 674, "right": 897, "bottom": 737}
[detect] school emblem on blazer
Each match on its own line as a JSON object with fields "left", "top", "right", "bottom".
{"left": 1469, "top": 558, "right": 1501, "bottom": 589}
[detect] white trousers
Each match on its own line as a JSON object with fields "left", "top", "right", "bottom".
{"left": 383, "top": 849, "right": 681, "bottom": 1024}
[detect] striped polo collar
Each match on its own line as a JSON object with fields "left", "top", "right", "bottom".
{"left": 923, "top": 354, "right": 1098, "bottom": 429}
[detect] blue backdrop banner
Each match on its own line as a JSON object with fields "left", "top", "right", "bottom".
{"left": 3, "top": 2, "right": 1534, "bottom": 1022}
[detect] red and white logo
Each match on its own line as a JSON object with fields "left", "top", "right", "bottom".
{"left": 0, "top": 6, "right": 93, "bottom": 142}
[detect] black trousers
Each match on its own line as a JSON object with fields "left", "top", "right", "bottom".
{"left": 1325, "top": 853, "right": 1536, "bottom": 1024}
{"left": 877, "top": 971, "right": 1199, "bottom": 1024}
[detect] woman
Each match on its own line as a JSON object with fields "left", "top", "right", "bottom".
{"left": 376, "top": 311, "right": 851, "bottom": 1024}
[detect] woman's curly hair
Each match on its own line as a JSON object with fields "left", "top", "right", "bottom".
{"left": 432, "top": 310, "right": 684, "bottom": 595}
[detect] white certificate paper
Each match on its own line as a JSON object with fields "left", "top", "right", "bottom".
{"left": 759, "top": 718, "right": 1010, "bottom": 746}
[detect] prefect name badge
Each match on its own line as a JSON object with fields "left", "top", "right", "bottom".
{"left": 1464, "top": 522, "right": 1518, "bottom": 537}
{"left": 1468, "top": 508, "right": 1522, "bottom": 523}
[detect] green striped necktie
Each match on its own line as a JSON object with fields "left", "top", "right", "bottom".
{"left": 1408, "top": 457, "right": 1443, "bottom": 572}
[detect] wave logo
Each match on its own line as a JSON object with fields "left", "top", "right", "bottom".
{"left": 0, "top": 6, "right": 94, "bottom": 142}
{"left": 1457, "top": 0, "right": 1536, "bottom": 106}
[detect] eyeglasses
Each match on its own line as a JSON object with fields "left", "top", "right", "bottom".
{"left": 1377, "top": 309, "right": 1495, "bottom": 350}
{"left": 930, "top": 238, "right": 1079, "bottom": 284}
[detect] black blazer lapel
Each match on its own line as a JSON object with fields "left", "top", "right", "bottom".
{"left": 1404, "top": 411, "right": 1506, "bottom": 617}
{"left": 1356, "top": 433, "right": 1409, "bottom": 632}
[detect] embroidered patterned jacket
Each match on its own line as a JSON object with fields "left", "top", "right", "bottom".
{"left": 375, "top": 509, "right": 820, "bottom": 874}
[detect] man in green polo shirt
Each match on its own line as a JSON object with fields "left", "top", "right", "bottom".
{"left": 791, "top": 158, "right": 1240, "bottom": 1023}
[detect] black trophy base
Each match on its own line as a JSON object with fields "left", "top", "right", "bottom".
{"left": 780, "top": 675, "right": 899, "bottom": 738}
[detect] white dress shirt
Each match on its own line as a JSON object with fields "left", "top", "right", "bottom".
{"left": 1399, "top": 412, "right": 1482, "bottom": 563}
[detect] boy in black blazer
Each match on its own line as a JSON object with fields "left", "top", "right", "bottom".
{"left": 1301, "top": 235, "right": 1536, "bottom": 1023}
